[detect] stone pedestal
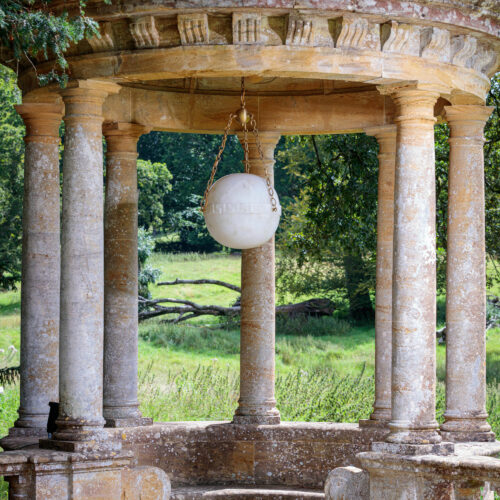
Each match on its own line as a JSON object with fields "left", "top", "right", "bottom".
{"left": 387, "top": 87, "right": 441, "bottom": 445}
{"left": 360, "top": 125, "right": 396, "bottom": 428}
{"left": 49, "top": 80, "right": 120, "bottom": 447}
{"left": 102, "top": 122, "right": 152, "bottom": 428}
{"left": 9, "top": 103, "right": 63, "bottom": 437}
{"left": 440, "top": 104, "right": 495, "bottom": 443}
{"left": 233, "top": 132, "right": 281, "bottom": 425}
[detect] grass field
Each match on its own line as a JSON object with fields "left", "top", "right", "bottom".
{"left": 1, "top": 251, "right": 500, "bottom": 433}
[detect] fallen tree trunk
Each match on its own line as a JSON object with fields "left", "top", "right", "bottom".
{"left": 139, "top": 279, "right": 335, "bottom": 322}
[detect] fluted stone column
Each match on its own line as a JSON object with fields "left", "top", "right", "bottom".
{"left": 52, "top": 80, "right": 120, "bottom": 446}
{"left": 360, "top": 125, "right": 396, "bottom": 427}
{"left": 13, "top": 103, "right": 62, "bottom": 435}
{"left": 103, "top": 122, "right": 152, "bottom": 427}
{"left": 387, "top": 87, "right": 441, "bottom": 445}
{"left": 440, "top": 104, "right": 495, "bottom": 442}
{"left": 233, "top": 132, "right": 281, "bottom": 425}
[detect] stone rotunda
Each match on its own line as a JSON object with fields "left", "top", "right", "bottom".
{"left": 0, "top": 0, "right": 499, "bottom": 498}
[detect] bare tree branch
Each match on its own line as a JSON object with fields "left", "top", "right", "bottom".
{"left": 157, "top": 278, "right": 241, "bottom": 293}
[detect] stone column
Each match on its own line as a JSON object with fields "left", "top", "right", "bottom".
{"left": 361, "top": 125, "right": 396, "bottom": 427}
{"left": 387, "top": 87, "right": 441, "bottom": 445}
{"left": 52, "top": 80, "right": 120, "bottom": 446}
{"left": 103, "top": 122, "right": 152, "bottom": 427}
{"left": 440, "top": 104, "right": 495, "bottom": 442}
{"left": 14, "top": 103, "right": 63, "bottom": 435}
{"left": 233, "top": 132, "right": 281, "bottom": 425}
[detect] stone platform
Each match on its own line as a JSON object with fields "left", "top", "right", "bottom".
{"left": 109, "top": 421, "right": 388, "bottom": 489}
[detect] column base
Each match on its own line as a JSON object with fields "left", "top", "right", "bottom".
{"left": 40, "top": 434, "right": 122, "bottom": 453}
{"left": 13, "top": 411, "right": 49, "bottom": 431}
{"left": 386, "top": 420, "right": 442, "bottom": 444}
{"left": 359, "top": 418, "right": 390, "bottom": 429}
{"left": 441, "top": 417, "right": 495, "bottom": 442}
{"left": 233, "top": 401, "right": 281, "bottom": 425}
{"left": 105, "top": 416, "right": 153, "bottom": 428}
{"left": 440, "top": 430, "right": 496, "bottom": 443}
{"left": 232, "top": 414, "right": 281, "bottom": 425}
{"left": 372, "top": 441, "right": 455, "bottom": 456}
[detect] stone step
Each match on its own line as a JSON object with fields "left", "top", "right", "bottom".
{"left": 171, "top": 485, "right": 325, "bottom": 500}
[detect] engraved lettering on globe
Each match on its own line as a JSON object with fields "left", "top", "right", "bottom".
{"left": 204, "top": 173, "right": 281, "bottom": 249}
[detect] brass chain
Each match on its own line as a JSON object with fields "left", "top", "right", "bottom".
{"left": 201, "top": 112, "right": 236, "bottom": 213}
{"left": 201, "top": 77, "right": 278, "bottom": 213}
{"left": 249, "top": 114, "right": 278, "bottom": 212}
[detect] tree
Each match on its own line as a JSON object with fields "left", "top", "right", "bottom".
{"left": 276, "top": 74, "right": 500, "bottom": 319}
{"left": 0, "top": 0, "right": 104, "bottom": 85}
{"left": 275, "top": 134, "right": 378, "bottom": 320}
{"left": 0, "top": 66, "right": 24, "bottom": 289}
{"left": 137, "top": 159, "right": 172, "bottom": 231}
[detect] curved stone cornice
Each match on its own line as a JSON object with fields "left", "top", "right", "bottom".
{"left": 16, "top": 7, "right": 499, "bottom": 101}
{"left": 34, "top": 1, "right": 500, "bottom": 38}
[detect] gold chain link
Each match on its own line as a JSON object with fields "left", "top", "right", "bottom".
{"left": 201, "top": 77, "right": 278, "bottom": 213}
{"left": 201, "top": 112, "right": 236, "bottom": 212}
{"left": 249, "top": 114, "right": 278, "bottom": 212}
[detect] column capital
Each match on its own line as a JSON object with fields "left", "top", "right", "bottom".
{"left": 237, "top": 131, "right": 280, "bottom": 146}
{"left": 59, "top": 79, "right": 121, "bottom": 121}
{"left": 103, "top": 122, "right": 149, "bottom": 154}
{"left": 15, "top": 103, "right": 63, "bottom": 144}
{"left": 444, "top": 104, "right": 494, "bottom": 124}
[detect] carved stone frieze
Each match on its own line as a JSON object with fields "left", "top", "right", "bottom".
{"left": 233, "top": 13, "right": 262, "bottom": 44}
{"left": 382, "top": 21, "right": 421, "bottom": 56}
{"left": 421, "top": 27, "right": 451, "bottom": 63}
{"left": 471, "top": 45, "right": 498, "bottom": 74}
{"left": 285, "top": 14, "right": 332, "bottom": 47}
{"left": 130, "top": 16, "right": 160, "bottom": 48}
{"left": 178, "top": 13, "right": 209, "bottom": 45}
{"left": 451, "top": 35, "right": 477, "bottom": 67}
{"left": 335, "top": 16, "right": 380, "bottom": 51}
{"left": 88, "top": 22, "right": 114, "bottom": 52}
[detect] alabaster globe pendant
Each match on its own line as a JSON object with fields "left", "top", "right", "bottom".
{"left": 201, "top": 78, "right": 281, "bottom": 250}
{"left": 204, "top": 173, "right": 281, "bottom": 249}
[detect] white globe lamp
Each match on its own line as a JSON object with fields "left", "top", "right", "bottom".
{"left": 204, "top": 173, "right": 281, "bottom": 249}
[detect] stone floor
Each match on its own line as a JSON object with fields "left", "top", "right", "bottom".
{"left": 170, "top": 485, "right": 325, "bottom": 499}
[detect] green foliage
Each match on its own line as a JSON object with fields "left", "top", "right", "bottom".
{"left": 0, "top": 67, "right": 23, "bottom": 289}
{"left": 138, "top": 228, "right": 160, "bottom": 300}
{"left": 0, "top": 0, "right": 108, "bottom": 85}
{"left": 173, "top": 194, "right": 222, "bottom": 252}
{"left": 137, "top": 159, "right": 172, "bottom": 231}
{"left": 276, "top": 74, "right": 500, "bottom": 310}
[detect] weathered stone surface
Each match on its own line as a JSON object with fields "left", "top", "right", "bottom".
{"left": 324, "top": 466, "right": 369, "bottom": 500}
{"left": 233, "top": 133, "right": 281, "bottom": 426}
{"left": 122, "top": 465, "right": 171, "bottom": 499}
{"left": 11, "top": 103, "right": 62, "bottom": 435}
{"left": 360, "top": 125, "right": 396, "bottom": 427}
{"left": 110, "top": 422, "right": 388, "bottom": 489}
{"left": 386, "top": 86, "right": 441, "bottom": 445}
{"left": 441, "top": 104, "right": 496, "bottom": 443}
{"left": 52, "top": 80, "right": 120, "bottom": 444}
{"left": 359, "top": 448, "right": 500, "bottom": 500}
{"left": 103, "top": 122, "right": 152, "bottom": 428}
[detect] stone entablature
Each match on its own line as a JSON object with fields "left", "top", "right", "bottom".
{"left": 14, "top": 7, "right": 496, "bottom": 104}
{"left": 81, "top": 13, "right": 497, "bottom": 77}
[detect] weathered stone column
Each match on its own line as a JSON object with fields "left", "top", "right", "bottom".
{"left": 233, "top": 132, "right": 281, "bottom": 425}
{"left": 52, "top": 80, "right": 120, "bottom": 445}
{"left": 361, "top": 125, "right": 396, "bottom": 427}
{"left": 103, "top": 122, "right": 152, "bottom": 427}
{"left": 387, "top": 87, "right": 441, "bottom": 445}
{"left": 440, "top": 104, "right": 495, "bottom": 442}
{"left": 14, "top": 103, "right": 63, "bottom": 435}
